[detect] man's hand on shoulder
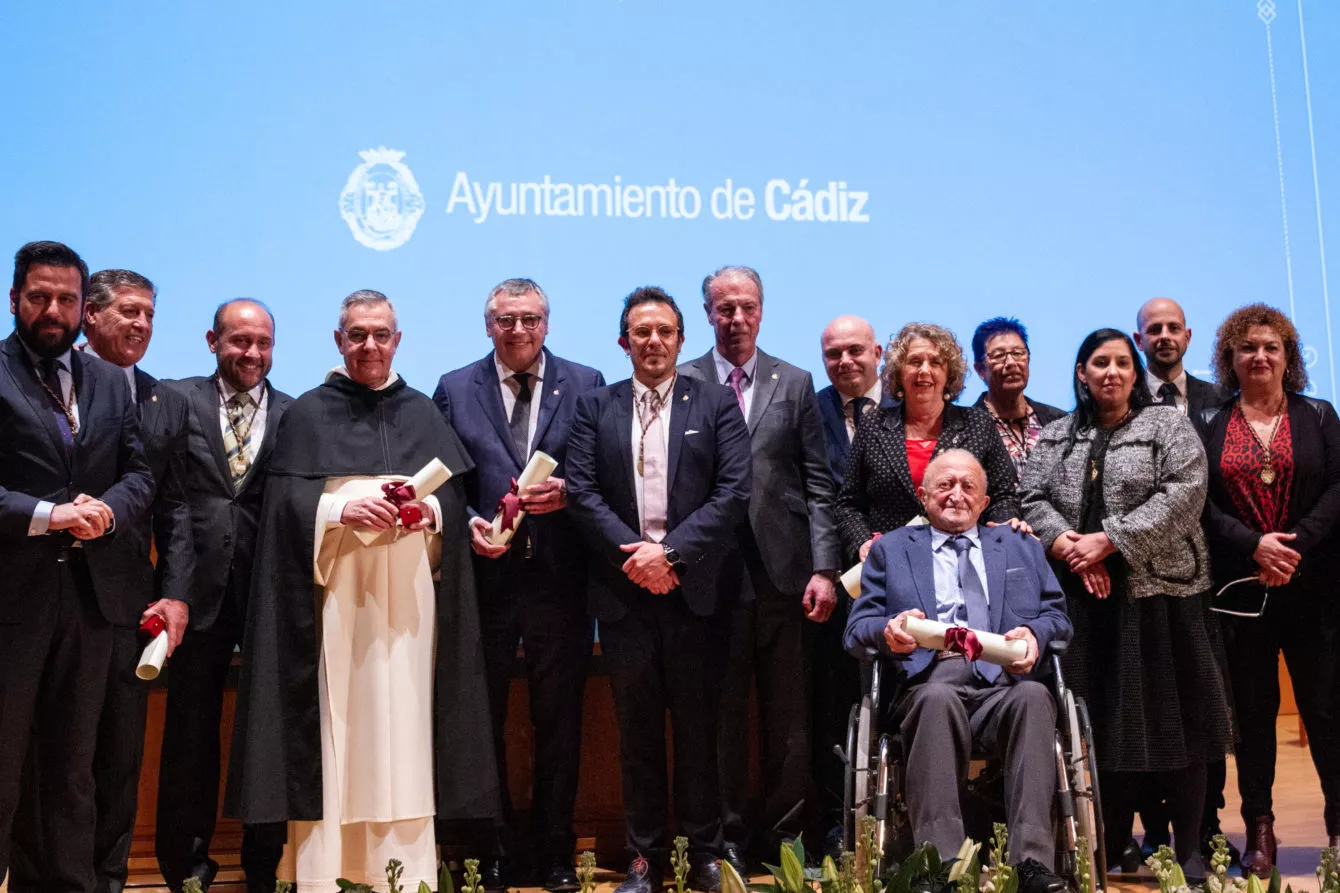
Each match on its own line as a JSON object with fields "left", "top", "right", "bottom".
{"left": 1003, "top": 625, "right": 1039, "bottom": 674}
{"left": 883, "top": 609, "right": 923, "bottom": 655}
{"left": 341, "top": 496, "right": 400, "bottom": 531}
{"left": 469, "top": 516, "right": 510, "bottom": 558}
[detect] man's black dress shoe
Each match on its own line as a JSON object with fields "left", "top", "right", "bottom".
{"left": 1015, "top": 859, "right": 1067, "bottom": 893}
{"left": 1108, "top": 838, "right": 1143, "bottom": 874}
{"left": 616, "top": 856, "right": 664, "bottom": 893}
{"left": 541, "top": 857, "right": 581, "bottom": 893}
{"left": 720, "top": 845, "right": 749, "bottom": 878}
{"left": 686, "top": 858, "right": 721, "bottom": 893}
{"left": 480, "top": 856, "right": 508, "bottom": 893}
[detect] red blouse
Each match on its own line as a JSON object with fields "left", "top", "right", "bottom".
{"left": 906, "top": 438, "right": 937, "bottom": 490}
{"left": 1221, "top": 407, "right": 1293, "bottom": 533}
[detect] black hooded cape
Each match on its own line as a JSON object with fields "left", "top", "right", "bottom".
{"left": 223, "top": 373, "right": 501, "bottom": 825}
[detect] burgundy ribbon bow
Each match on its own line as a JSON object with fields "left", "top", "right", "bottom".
{"left": 140, "top": 615, "right": 166, "bottom": 638}
{"left": 942, "top": 625, "right": 984, "bottom": 661}
{"left": 494, "top": 478, "right": 523, "bottom": 534}
{"left": 381, "top": 480, "right": 422, "bottom": 526}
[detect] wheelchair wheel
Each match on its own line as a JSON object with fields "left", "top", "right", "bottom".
{"left": 1062, "top": 690, "right": 1105, "bottom": 892}
{"left": 844, "top": 703, "right": 860, "bottom": 852}
{"left": 1076, "top": 697, "right": 1106, "bottom": 885}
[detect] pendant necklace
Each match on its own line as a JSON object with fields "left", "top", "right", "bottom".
{"left": 1240, "top": 396, "right": 1286, "bottom": 485}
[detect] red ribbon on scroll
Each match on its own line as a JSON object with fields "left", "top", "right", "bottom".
{"left": 381, "top": 480, "right": 422, "bottom": 526}
{"left": 139, "top": 614, "right": 166, "bottom": 639}
{"left": 494, "top": 478, "right": 523, "bottom": 535}
{"left": 942, "top": 625, "right": 984, "bottom": 661}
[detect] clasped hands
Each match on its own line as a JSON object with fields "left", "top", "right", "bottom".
{"left": 467, "top": 478, "right": 567, "bottom": 558}
{"left": 50, "top": 493, "right": 115, "bottom": 540}
{"left": 341, "top": 495, "right": 436, "bottom": 532}
{"left": 882, "top": 608, "right": 1038, "bottom": 674}
{"left": 1253, "top": 531, "right": 1299, "bottom": 587}
{"left": 1049, "top": 530, "right": 1117, "bottom": 598}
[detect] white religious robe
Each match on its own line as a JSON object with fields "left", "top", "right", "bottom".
{"left": 278, "top": 475, "right": 444, "bottom": 891}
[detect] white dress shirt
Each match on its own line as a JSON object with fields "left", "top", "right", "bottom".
{"left": 217, "top": 376, "right": 269, "bottom": 464}
{"left": 929, "top": 525, "right": 990, "bottom": 626}
{"left": 25, "top": 344, "right": 81, "bottom": 536}
{"left": 631, "top": 374, "right": 676, "bottom": 531}
{"left": 712, "top": 347, "right": 759, "bottom": 421}
{"left": 1146, "top": 368, "right": 1188, "bottom": 415}
{"left": 495, "top": 351, "right": 545, "bottom": 457}
{"left": 842, "top": 380, "right": 883, "bottom": 442}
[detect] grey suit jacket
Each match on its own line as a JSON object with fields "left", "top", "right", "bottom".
{"left": 680, "top": 348, "right": 841, "bottom": 597}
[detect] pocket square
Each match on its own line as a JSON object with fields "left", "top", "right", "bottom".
{"left": 685, "top": 429, "right": 700, "bottom": 435}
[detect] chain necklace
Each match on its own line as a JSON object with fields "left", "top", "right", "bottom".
{"left": 35, "top": 362, "right": 79, "bottom": 435}
{"left": 218, "top": 381, "right": 261, "bottom": 470}
{"left": 1238, "top": 395, "right": 1287, "bottom": 485}
{"left": 636, "top": 372, "right": 675, "bottom": 477}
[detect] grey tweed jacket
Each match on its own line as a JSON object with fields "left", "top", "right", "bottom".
{"left": 1019, "top": 405, "right": 1211, "bottom": 598}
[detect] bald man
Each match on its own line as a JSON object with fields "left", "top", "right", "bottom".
{"left": 1133, "top": 298, "right": 1226, "bottom": 417}
{"left": 816, "top": 316, "right": 895, "bottom": 489}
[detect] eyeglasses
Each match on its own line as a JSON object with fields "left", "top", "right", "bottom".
{"left": 343, "top": 328, "right": 395, "bottom": 345}
{"left": 630, "top": 325, "right": 680, "bottom": 341}
{"left": 1210, "top": 576, "right": 1271, "bottom": 618}
{"left": 986, "top": 348, "right": 1029, "bottom": 364}
{"left": 492, "top": 314, "right": 545, "bottom": 331}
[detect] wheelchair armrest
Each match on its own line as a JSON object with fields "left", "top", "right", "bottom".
{"left": 1045, "top": 639, "right": 1068, "bottom": 656}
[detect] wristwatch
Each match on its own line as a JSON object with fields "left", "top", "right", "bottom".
{"left": 661, "top": 544, "right": 685, "bottom": 571}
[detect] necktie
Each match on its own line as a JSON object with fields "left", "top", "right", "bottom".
{"left": 727, "top": 366, "right": 747, "bottom": 416}
{"left": 39, "top": 358, "right": 75, "bottom": 451}
{"left": 947, "top": 535, "right": 1000, "bottom": 682}
{"left": 1158, "top": 382, "right": 1178, "bottom": 407}
{"left": 510, "top": 372, "right": 533, "bottom": 461}
{"left": 639, "top": 388, "right": 668, "bottom": 543}
{"left": 224, "top": 392, "right": 254, "bottom": 486}
{"left": 849, "top": 396, "right": 872, "bottom": 439}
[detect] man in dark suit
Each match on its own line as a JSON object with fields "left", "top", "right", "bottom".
{"left": 10, "top": 269, "right": 195, "bottom": 893}
{"left": 566, "top": 287, "right": 751, "bottom": 893}
{"left": 812, "top": 313, "right": 896, "bottom": 854}
{"left": 433, "top": 279, "right": 604, "bottom": 893}
{"left": 1132, "top": 296, "right": 1234, "bottom": 865}
{"left": 969, "top": 317, "right": 1067, "bottom": 478}
{"left": 679, "top": 266, "right": 840, "bottom": 868}
{"left": 157, "top": 299, "right": 292, "bottom": 893}
{"left": 844, "top": 450, "right": 1070, "bottom": 893}
{"left": 0, "top": 241, "right": 155, "bottom": 893}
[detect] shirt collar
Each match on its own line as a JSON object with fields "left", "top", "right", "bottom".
{"left": 931, "top": 524, "right": 981, "bottom": 551}
{"left": 218, "top": 375, "right": 267, "bottom": 404}
{"left": 327, "top": 366, "right": 400, "bottom": 391}
{"left": 494, "top": 350, "right": 545, "bottom": 385}
{"left": 712, "top": 347, "right": 758, "bottom": 385}
{"left": 633, "top": 373, "right": 676, "bottom": 404}
{"left": 842, "top": 380, "right": 882, "bottom": 407}
{"left": 20, "top": 340, "right": 72, "bottom": 374}
{"left": 1147, "top": 368, "right": 1186, "bottom": 397}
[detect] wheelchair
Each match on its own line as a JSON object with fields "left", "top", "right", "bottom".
{"left": 839, "top": 642, "right": 1106, "bottom": 893}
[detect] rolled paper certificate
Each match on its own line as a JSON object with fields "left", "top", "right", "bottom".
{"left": 900, "top": 615, "right": 1028, "bottom": 667}
{"left": 840, "top": 562, "right": 864, "bottom": 598}
{"left": 136, "top": 615, "right": 169, "bottom": 680}
{"left": 356, "top": 458, "right": 455, "bottom": 546}
{"left": 490, "top": 450, "right": 559, "bottom": 546}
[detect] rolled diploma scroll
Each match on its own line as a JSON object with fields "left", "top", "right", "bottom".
{"left": 353, "top": 458, "right": 453, "bottom": 546}
{"left": 490, "top": 451, "right": 559, "bottom": 546}
{"left": 900, "top": 615, "right": 1028, "bottom": 667}
{"left": 137, "top": 615, "right": 169, "bottom": 681}
{"left": 840, "top": 563, "right": 864, "bottom": 599}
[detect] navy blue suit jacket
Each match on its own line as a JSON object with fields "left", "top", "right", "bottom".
{"left": 816, "top": 383, "right": 898, "bottom": 490}
{"left": 432, "top": 348, "right": 605, "bottom": 586}
{"left": 843, "top": 523, "right": 1071, "bottom": 681}
{"left": 565, "top": 374, "right": 752, "bottom": 621}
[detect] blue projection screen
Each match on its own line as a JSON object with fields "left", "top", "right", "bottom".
{"left": 2, "top": 1, "right": 1336, "bottom": 407}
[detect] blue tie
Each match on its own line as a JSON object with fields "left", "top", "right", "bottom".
{"left": 947, "top": 535, "right": 1000, "bottom": 682}
{"left": 40, "top": 358, "right": 75, "bottom": 452}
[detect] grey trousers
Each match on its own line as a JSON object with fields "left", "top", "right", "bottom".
{"left": 895, "top": 657, "right": 1056, "bottom": 866}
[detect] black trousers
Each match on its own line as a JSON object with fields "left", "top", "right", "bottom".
{"left": 1222, "top": 589, "right": 1340, "bottom": 835}
{"left": 0, "top": 556, "right": 112, "bottom": 893}
{"left": 155, "top": 601, "right": 281, "bottom": 893}
{"left": 478, "top": 563, "right": 593, "bottom": 861}
{"left": 718, "top": 572, "right": 812, "bottom": 853}
{"left": 601, "top": 593, "right": 728, "bottom": 866}
{"left": 810, "top": 597, "right": 860, "bottom": 841}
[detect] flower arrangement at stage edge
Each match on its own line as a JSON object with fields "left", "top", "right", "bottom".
{"left": 462, "top": 858, "right": 484, "bottom": 893}
{"left": 182, "top": 879, "right": 204, "bottom": 893}
{"left": 671, "top": 836, "right": 692, "bottom": 893}
{"left": 578, "top": 851, "right": 598, "bottom": 893}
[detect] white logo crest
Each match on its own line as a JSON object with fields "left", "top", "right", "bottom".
{"left": 339, "top": 148, "right": 426, "bottom": 251}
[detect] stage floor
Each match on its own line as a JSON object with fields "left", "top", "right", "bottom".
{"left": 6, "top": 716, "right": 1327, "bottom": 893}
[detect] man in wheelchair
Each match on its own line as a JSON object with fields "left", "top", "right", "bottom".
{"left": 844, "top": 450, "right": 1073, "bottom": 893}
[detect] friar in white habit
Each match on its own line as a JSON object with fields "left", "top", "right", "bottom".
{"left": 224, "top": 290, "right": 500, "bottom": 891}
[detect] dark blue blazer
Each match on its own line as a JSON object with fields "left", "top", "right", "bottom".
{"left": 816, "top": 383, "right": 897, "bottom": 490}
{"left": 843, "top": 523, "right": 1071, "bottom": 681}
{"left": 565, "top": 375, "right": 752, "bottom": 621}
{"left": 0, "top": 332, "right": 154, "bottom": 624}
{"left": 432, "top": 348, "right": 605, "bottom": 585}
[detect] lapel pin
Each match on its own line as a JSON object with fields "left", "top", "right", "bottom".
{"left": 771, "top": 372, "right": 779, "bottom": 380}
{"left": 682, "top": 394, "right": 688, "bottom": 401}
{"left": 151, "top": 394, "right": 158, "bottom": 403}
{"left": 553, "top": 389, "right": 560, "bottom": 396}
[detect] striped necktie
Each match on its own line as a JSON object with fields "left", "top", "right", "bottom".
{"left": 224, "top": 392, "right": 254, "bottom": 486}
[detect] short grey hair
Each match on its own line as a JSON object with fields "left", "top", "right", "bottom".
{"left": 88, "top": 269, "right": 156, "bottom": 312}
{"left": 701, "top": 265, "right": 764, "bottom": 305}
{"left": 923, "top": 448, "right": 985, "bottom": 487}
{"left": 339, "top": 289, "right": 397, "bottom": 330}
{"left": 484, "top": 278, "right": 550, "bottom": 320}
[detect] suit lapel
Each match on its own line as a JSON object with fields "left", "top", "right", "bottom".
{"left": 240, "top": 381, "right": 283, "bottom": 492}
{"left": 531, "top": 349, "right": 563, "bottom": 452}
{"left": 71, "top": 350, "right": 95, "bottom": 454}
{"left": 934, "top": 404, "right": 968, "bottom": 454}
{"left": 982, "top": 526, "right": 1006, "bottom": 632}
{"left": 746, "top": 350, "right": 780, "bottom": 434}
{"left": 666, "top": 375, "right": 692, "bottom": 494}
{"left": 906, "top": 527, "right": 939, "bottom": 621}
{"left": 2, "top": 335, "right": 68, "bottom": 461}
{"left": 820, "top": 387, "right": 848, "bottom": 453}
{"left": 610, "top": 380, "right": 636, "bottom": 500}
{"left": 874, "top": 409, "right": 918, "bottom": 506}
{"left": 474, "top": 355, "right": 524, "bottom": 469}
{"left": 193, "top": 376, "right": 235, "bottom": 489}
